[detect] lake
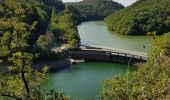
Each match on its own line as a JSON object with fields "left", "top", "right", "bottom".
{"left": 44, "top": 21, "right": 152, "bottom": 99}
{"left": 78, "top": 21, "right": 152, "bottom": 53}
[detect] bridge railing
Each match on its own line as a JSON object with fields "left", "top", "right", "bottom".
{"left": 68, "top": 48, "right": 148, "bottom": 61}
{"left": 80, "top": 45, "right": 148, "bottom": 57}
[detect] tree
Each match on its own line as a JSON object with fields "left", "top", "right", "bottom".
{"left": 0, "top": 0, "right": 46, "bottom": 99}
{"left": 0, "top": 0, "right": 69, "bottom": 99}
{"left": 33, "top": 35, "right": 51, "bottom": 57}
{"left": 0, "top": 9, "right": 48, "bottom": 98}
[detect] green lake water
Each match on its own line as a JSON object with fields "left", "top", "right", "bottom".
{"left": 44, "top": 21, "right": 152, "bottom": 99}
{"left": 78, "top": 21, "right": 152, "bottom": 53}
{"left": 44, "top": 62, "right": 136, "bottom": 99}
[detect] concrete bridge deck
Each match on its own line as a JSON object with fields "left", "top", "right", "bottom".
{"left": 68, "top": 45, "right": 148, "bottom": 65}
{"left": 80, "top": 45, "right": 148, "bottom": 59}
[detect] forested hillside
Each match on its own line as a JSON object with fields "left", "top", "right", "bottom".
{"left": 0, "top": 0, "right": 69, "bottom": 99}
{"left": 65, "top": 0, "right": 124, "bottom": 23}
{"left": 0, "top": 0, "right": 124, "bottom": 58}
{"left": 105, "top": 0, "right": 170, "bottom": 35}
{"left": 102, "top": 32, "right": 170, "bottom": 99}
{"left": 0, "top": 0, "right": 80, "bottom": 58}
{"left": 0, "top": 0, "right": 50, "bottom": 45}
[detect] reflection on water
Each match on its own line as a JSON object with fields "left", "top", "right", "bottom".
{"left": 78, "top": 21, "right": 152, "bottom": 53}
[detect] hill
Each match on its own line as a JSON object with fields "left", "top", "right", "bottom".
{"left": 65, "top": 0, "right": 124, "bottom": 23}
{"left": 0, "top": 0, "right": 79, "bottom": 58}
{"left": 105, "top": 0, "right": 170, "bottom": 35}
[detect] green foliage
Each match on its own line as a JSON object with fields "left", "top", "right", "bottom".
{"left": 0, "top": 6, "right": 48, "bottom": 98}
{"left": 33, "top": 34, "right": 58, "bottom": 59}
{"left": 0, "top": 0, "right": 50, "bottom": 45}
{"left": 105, "top": 0, "right": 170, "bottom": 35}
{"left": 26, "top": 0, "right": 49, "bottom": 45}
{"left": 33, "top": 35, "right": 50, "bottom": 57}
{"left": 148, "top": 32, "right": 170, "bottom": 61}
{"left": 51, "top": 10, "right": 80, "bottom": 47}
{"left": 42, "top": 0, "right": 65, "bottom": 12}
{"left": 44, "top": 89, "right": 70, "bottom": 100}
{"left": 0, "top": 0, "right": 79, "bottom": 55}
{"left": 0, "top": 0, "right": 69, "bottom": 99}
{"left": 60, "top": 12, "right": 80, "bottom": 47}
{"left": 50, "top": 7, "right": 59, "bottom": 36}
{"left": 101, "top": 33, "right": 170, "bottom": 99}
{"left": 69, "top": 39, "right": 79, "bottom": 47}
{"left": 65, "top": 0, "right": 124, "bottom": 23}
{"left": 1, "top": 53, "right": 47, "bottom": 99}
{"left": 0, "top": 32, "right": 12, "bottom": 58}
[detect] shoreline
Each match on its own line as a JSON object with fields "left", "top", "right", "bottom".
{"left": 33, "top": 58, "right": 71, "bottom": 72}
{"left": 0, "top": 57, "right": 144, "bottom": 73}
{"left": 0, "top": 58, "right": 71, "bottom": 73}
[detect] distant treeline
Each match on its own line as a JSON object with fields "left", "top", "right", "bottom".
{"left": 65, "top": 0, "right": 124, "bottom": 24}
{"left": 105, "top": 0, "right": 170, "bottom": 35}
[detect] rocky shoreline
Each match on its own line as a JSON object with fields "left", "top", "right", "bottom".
{"left": 33, "top": 58, "right": 71, "bottom": 72}
{"left": 0, "top": 58, "right": 71, "bottom": 73}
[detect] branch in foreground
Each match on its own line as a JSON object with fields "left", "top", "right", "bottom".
{"left": 0, "top": 93, "right": 22, "bottom": 100}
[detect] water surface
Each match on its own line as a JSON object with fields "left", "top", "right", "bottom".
{"left": 44, "top": 62, "right": 136, "bottom": 99}
{"left": 78, "top": 21, "right": 152, "bottom": 53}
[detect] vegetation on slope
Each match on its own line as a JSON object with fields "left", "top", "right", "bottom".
{"left": 0, "top": 0, "right": 69, "bottom": 99}
{"left": 105, "top": 0, "right": 170, "bottom": 35}
{"left": 0, "top": 0, "right": 81, "bottom": 58}
{"left": 65, "top": 0, "right": 124, "bottom": 23}
{"left": 49, "top": 7, "right": 80, "bottom": 48}
{"left": 42, "top": 0, "right": 65, "bottom": 11}
{"left": 33, "top": 6, "right": 80, "bottom": 58}
{"left": 102, "top": 33, "right": 170, "bottom": 99}
{"left": 0, "top": 0, "right": 50, "bottom": 45}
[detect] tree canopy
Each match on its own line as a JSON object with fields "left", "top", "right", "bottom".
{"left": 65, "top": 0, "right": 124, "bottom": 23}
{"left": 105, "top": 0, "right": 170, "bottom": 35}
{"left": 0, "top": 0, "right": 69, "bottom": 99}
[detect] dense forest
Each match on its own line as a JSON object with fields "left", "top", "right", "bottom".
{"left": 105, "top": 0, "right": 170, "bottom": 35}
{"left": 0, "top": 0, "right": 80, "bottom": 58}
{"left": 0, "top": 0, "right": 70, "bottom": 99}
{"left": 65, "top": 0, "right": 124, "bottom": 23}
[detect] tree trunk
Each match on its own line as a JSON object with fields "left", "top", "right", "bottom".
{"left": 21, "top": 70, "right": 30, "bottom": 99}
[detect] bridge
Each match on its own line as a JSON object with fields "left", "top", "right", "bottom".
{"left": 68, "top": 45, "right": 148, "bottom": 65}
